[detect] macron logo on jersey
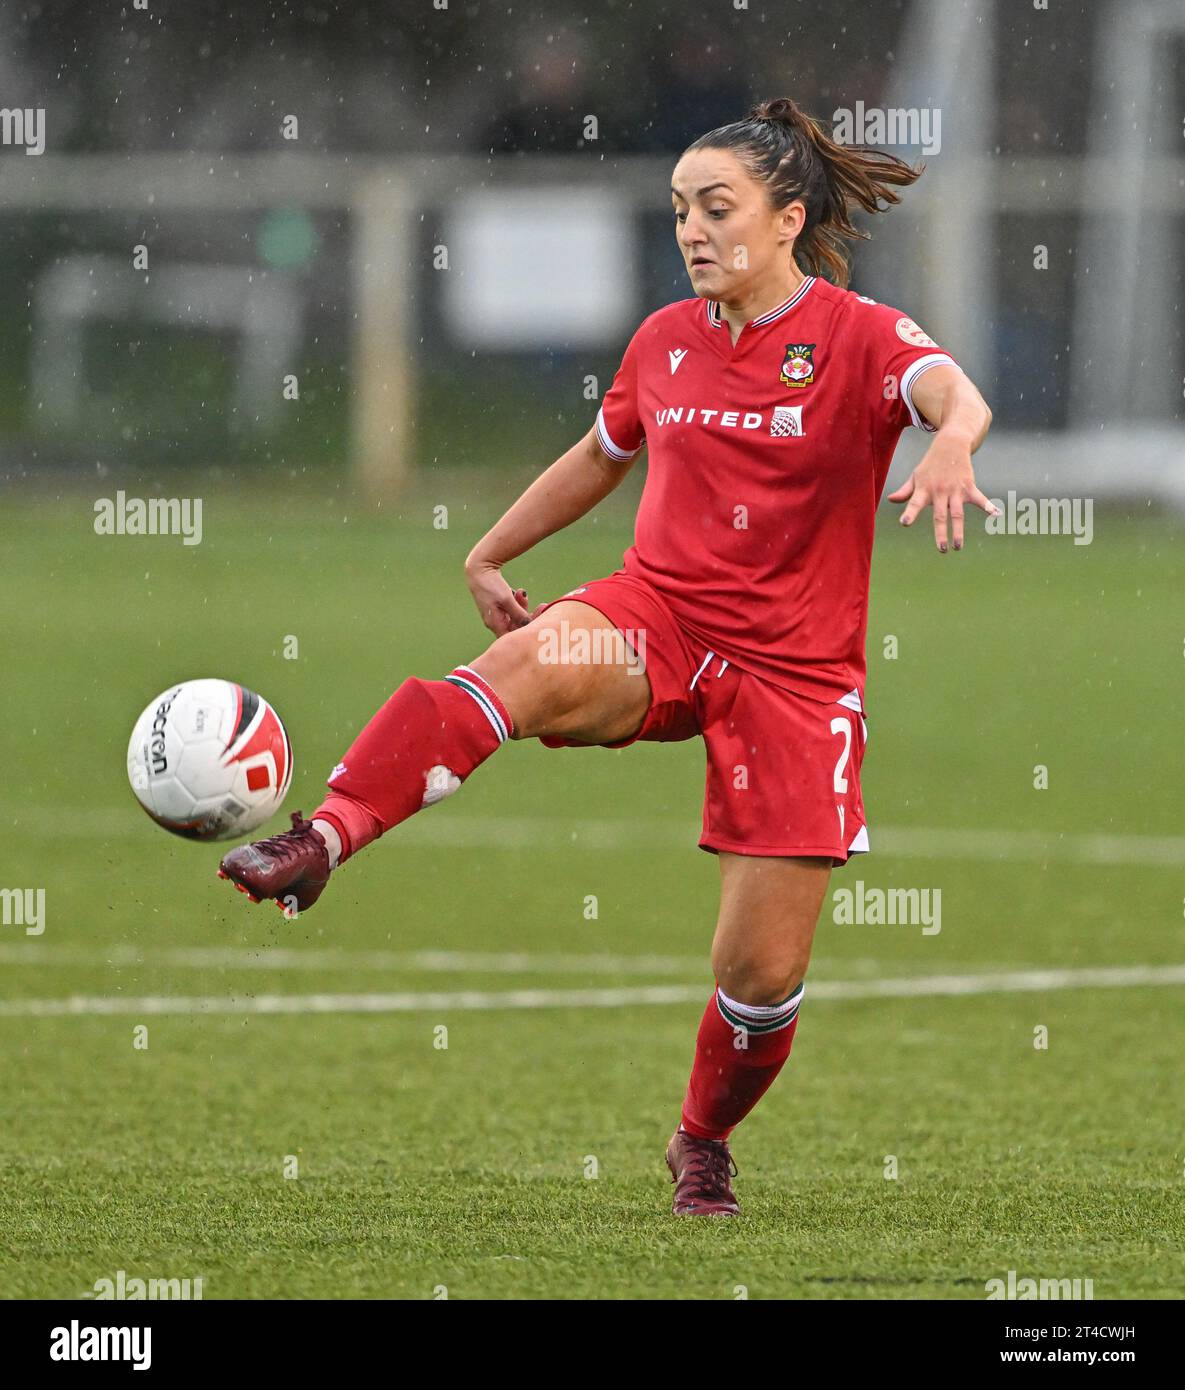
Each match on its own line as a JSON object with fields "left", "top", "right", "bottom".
{"left": 668, "top": 348, "right": 688, "bottom": 374}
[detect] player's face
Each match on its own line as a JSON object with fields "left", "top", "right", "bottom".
{"left": 670, "top": 148, "right": 802, "bottom": 301}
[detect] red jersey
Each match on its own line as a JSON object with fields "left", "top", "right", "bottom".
{"left": 593, "top": 275, "right": 957, "bottom": 707}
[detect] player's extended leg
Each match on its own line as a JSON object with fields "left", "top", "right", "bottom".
{"left": 217, "top": 601, "right": 650, "bottom": 915}
{"left": 666, "top": 852, "right": 832, "bottom": 1215}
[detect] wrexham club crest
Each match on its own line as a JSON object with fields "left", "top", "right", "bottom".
{"left": 779, "top": 343, "right": 815, "bottom": 388}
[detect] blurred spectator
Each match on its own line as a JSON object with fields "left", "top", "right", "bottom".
{"left": 179, "top": 50, "right": 420, "bottom": 154}
{"left": 631, "top": 35, "right": 753, "bottom": 153}
{"left": 477, "top": 33, "right": 602, "bottom": 153}
{"left": 0, "top": 0, "right": 84, "bottom": 152}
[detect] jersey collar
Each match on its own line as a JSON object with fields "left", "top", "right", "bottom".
{"left": 706, "top": 275, "right": 816, "bottom": 331}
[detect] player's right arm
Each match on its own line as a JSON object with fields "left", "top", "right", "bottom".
{"left": 464, "top": 424, "right": 641, "bottom": 636}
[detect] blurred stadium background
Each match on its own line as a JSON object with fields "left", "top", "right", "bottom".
{"left": 1, "top": 0, "right": 1184, "bottom": 1301}
{"left": 1, "top": 0, "right": 1181, "bottom": 502}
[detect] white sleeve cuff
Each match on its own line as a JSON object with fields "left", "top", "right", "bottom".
{"left": 901, "top": 353, "right": 958, "bottom": 431}
{"left": 595, "top": 407, "right": 642, "bottom": 461}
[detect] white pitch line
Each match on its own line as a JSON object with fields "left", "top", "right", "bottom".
{"left": 2, "top": 964, "right": 1184, "bottom": 1018}
{"left": 876, "top": 827, "right": 1185, "bottom": 868}
{"left": 806, "top": 963, "right": 1185, "bottom": 1000}
{"left": 0, "top": 984, "right": 707, "bottom": 1018}
{"left": 4, "top": 808, "right": 1182, "bottom": 866}
{"left": 0, "top": 944, "right": 708, "bottom": 976}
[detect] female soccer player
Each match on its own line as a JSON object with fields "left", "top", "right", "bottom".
{"left": 219, "top": 97, "right": 994, "bottom": 1216}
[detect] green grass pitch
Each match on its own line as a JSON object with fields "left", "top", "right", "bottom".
{"left": 0, "top": 481, "right": 1182, "bottom": 1299}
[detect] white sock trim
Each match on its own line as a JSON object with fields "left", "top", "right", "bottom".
{"left": 446, "top": 668, "right": 510, "bottom": 743}
{"left": 716, "top": 982, "right": 805, "bottom": 1023}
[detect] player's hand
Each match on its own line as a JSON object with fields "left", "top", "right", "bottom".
{"left": 887, "top": 437, "right": 999, "bottom": 553}
{"left": 464, "top": 557, "right": 537, "bottom": 636}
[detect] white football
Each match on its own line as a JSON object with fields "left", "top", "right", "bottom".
{"left": 127, "top": 679, "right": 294, "bottom": 841}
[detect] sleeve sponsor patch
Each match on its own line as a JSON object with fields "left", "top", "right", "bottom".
{"left": 895, "top": 316, "right": 938, "bottom": 348}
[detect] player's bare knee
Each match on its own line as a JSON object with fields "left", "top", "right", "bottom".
{"left": 713, "top": 953, "right": 807, "bottom": 1007}
{"left": 469, "top": 625, "right": 583, "bottom": 738}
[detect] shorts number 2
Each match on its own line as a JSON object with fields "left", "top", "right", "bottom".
{"left": 830, "top": 716, "right": 851, "bottom": 793}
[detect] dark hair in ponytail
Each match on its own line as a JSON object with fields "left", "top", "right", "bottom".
{"left": 684, "top": 96, "right": 923, "bottom": 288}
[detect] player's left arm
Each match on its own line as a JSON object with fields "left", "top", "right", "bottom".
{"left": 887, "top": 365, "right": 997, "bottom": 552}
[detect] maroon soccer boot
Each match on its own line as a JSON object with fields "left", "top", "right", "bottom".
{"left": 665, "top": 1128, "right": 741, "bottom": 1216}
{"left": 217, "top": 810, "right": 331, "bottom": 919}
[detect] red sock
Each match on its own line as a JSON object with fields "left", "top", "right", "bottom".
{"left": 313, "top": 665, "right": 513, "bottom": 864}
{"left": 680, "top": 983, "right": 805, "bottom": 1141}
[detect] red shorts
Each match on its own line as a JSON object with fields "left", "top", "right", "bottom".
{"left": 533, "top": 571, "right": 870, "bottom": 865}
